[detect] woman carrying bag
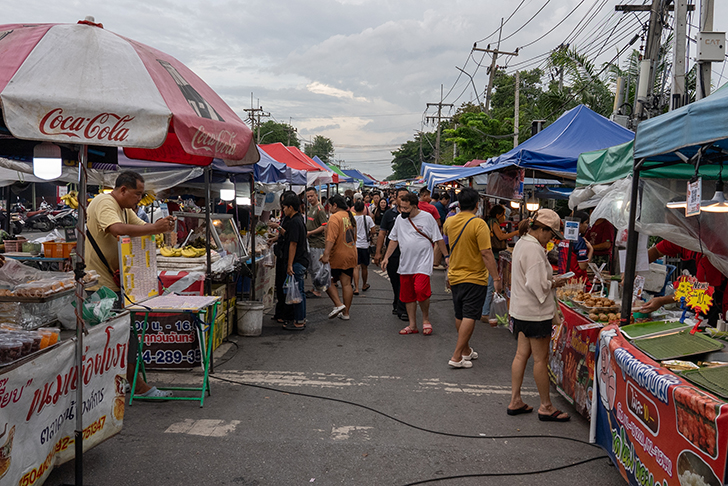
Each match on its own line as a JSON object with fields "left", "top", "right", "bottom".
{"left": 507, "top": 209, "right": 570, "bottom": 422}
{"left": 481, "top": 205, "right": 519, "bottom": 322}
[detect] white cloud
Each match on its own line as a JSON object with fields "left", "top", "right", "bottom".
{"left": 306, "top": 82, "right": 369, "bottom": 102}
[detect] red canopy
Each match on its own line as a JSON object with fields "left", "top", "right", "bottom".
{"left": 259, "top": 143, "right": 321, "bottom": 171}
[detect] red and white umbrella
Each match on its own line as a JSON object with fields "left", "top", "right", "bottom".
{"left": 0, "top": 18, "right": 257, "bottom": 165}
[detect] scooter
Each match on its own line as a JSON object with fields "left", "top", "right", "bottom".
{"left": 12, "top": 203, "right": 54, "bottom": 232}
{"left": 48, "top": 206, "right": 77, "bottom": 228}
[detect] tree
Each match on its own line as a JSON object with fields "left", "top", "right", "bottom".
{"left": 304, "top": 136, "right": 335, "bottom": 164}
{"left": 444, "top": 111, "right": 514, "bottom": 165}
{"left": 256, "top": 120, "right": 300, "bottom": 147}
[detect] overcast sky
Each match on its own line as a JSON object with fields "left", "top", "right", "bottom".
{"left": 5, "top": 1, "right": 728, "bottom": 179}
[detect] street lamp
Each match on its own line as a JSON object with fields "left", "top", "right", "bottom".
{"left": 257, "top": 130, "right": 275, "bottom": 144}
{"left": 456, "top": 66, "right": 483, "bottom": 107}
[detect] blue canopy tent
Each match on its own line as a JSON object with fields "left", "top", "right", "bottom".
{"left": 478, "top": 104, "right": 634, "bottom": 179}
{"left": 342, "top": 169, "right": 376, "bottom": 186}
{"left": 419, "top": 162, "right": 487, "bottom": 190}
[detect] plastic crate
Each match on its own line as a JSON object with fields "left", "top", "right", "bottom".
{"left": 42, "top": 241, "right": 77, "bottom": 258}
{"left": 4, "top": 238, "right": 27, "bottom": 253}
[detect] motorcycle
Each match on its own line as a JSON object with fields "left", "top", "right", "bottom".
{"left": 47, "top": 204, "right": 77, "bottom": 228}
{"left": 12, "top": 203, "right": 54, "bottom": 232}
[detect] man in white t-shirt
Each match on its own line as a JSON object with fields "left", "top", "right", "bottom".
{"left": 353, "top": 200, "right": 375, "bottom": 294}
{"left": 381, "top": 192, "right": 448, "bottom": 336}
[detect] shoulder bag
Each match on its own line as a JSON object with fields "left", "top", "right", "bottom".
{"left": 407, "top": 217, "right": 434, "bottom": 246}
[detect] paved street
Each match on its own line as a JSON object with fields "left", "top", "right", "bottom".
{"left": 47, "top": 268, "right": 625, "bottom": 485}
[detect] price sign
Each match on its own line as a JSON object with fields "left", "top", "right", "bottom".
{"left": 564, "top": 219, "right": 580, "bottom": 241}
{"left": 673, "top": 275, "right": 714, "bottom": 315}
{"left": 686, "top": 177, "right": 702, "bottom": 217}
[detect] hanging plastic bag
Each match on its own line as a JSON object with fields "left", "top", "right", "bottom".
{"left": 263, "top": 250, "right": 275, "bottom": 267}
{"left": 313, "top": 263, "right": 331, "bottom": 292}
{"left": 285, "top": 276, "right": 302, "bottom": 305}
{"left": 490, "top": 293, "right": 509, "bottom": 328}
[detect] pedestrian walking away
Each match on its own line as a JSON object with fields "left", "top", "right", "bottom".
{"left": 353, "top": 200, "right": 374, "bottom": 294}
{"left": 508, "top": 209, "right": 570, "bottom": 422}
{"left": 481, "top": 204, "right": 519, "bottom": 322}
{"left": 321, "top": 194, "right": 357, "bottom": 320}
{"left": 374, "top": 188, "right": 409, "bottom": 321}
{"left": 442, "top": 188, "right": 501, "bottom": 369}
{"left": 381, "top": 192, "right": 447, "bottom": 336}
{"left": 305, "top": 187, "right": 328, "bottom": 298}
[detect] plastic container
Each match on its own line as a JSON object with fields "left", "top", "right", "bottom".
{"left": 38, "top": 327, "right": 60, "bottom": 347}
{"left": 0, "top": 339, "right": 23, "bottom": 364}
{"left": 236, "top": 301, "right": 264, "bottom": 336}
{"left": 42, "top": 241, "right": 77, "bottom": 258}
{"left": 3, "top": 238, "right": 27, "bottom": 253}
{"left": 10, "top": 333, "right": 33, "bottom": 356}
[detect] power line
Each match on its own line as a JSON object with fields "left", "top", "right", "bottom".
{"left": 516, "top": 0, "right": 588, "bottom": 50}
{"left": 499, "top": 0, "right": 552, "bottom": 44}
{"left": 475, "top": 0, "right": 529, "bottom": 43}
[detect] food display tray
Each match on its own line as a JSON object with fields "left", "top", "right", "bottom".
{"left": 633, "top": 331, "right": 724, "bottom": 361}
{"left": 571, "top": 299, "right": 619, "bottom": 314}
{"left": 680, "top": 366, "right": 728, "bottom": 400}
{"left": 621, "top": 321, "right": 692, "bottom": 340}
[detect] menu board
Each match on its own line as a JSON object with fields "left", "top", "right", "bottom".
{"left": 119, "top": 235, "right": 159, "bottom": 306}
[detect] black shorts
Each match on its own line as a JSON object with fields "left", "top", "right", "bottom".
{"left": 357, "top": 248, "right": 370, "bottom": 266}
{"left": 331, "top": 268, "right": 354, "bottom": 281}
{"left": 450, "top": 283, "right": 487, "bottom": 320}
{"left": 512, "top": 317, "right": 553, "bottom": 339}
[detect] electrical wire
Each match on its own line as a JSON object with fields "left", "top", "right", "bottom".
{"left": 499, "top": 0, "right": 552, "bottom": 44}
{"left": 516, "top": 0, "right": 587, "bottom": 50}
{"left": 475, "top": 0, "right": 528, "bottom": 43}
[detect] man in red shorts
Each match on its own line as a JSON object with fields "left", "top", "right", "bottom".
{"left": 381, "top": 192, "right": 448, "bottom": 335}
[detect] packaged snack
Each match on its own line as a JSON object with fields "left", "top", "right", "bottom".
{"left": 0, "top": 339, "right": 23, "bottom": 363}
{"left": 37, "top": 328, "right": 60, "bottom": 348}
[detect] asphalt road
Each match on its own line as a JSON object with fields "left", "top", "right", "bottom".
{"left": 46, "top": 267, "right": 625, "bottom": 486}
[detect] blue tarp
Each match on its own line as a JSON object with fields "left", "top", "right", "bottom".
{"left": 479, "top": 104, "right": 634, "bottom": 178}
{"left": 634, "top": 83, "right": 728, "bottom": 162}
{"left": 342, "top": 169, "right": 375, "bottom": 186}
{"left": 419, "top": 162, "right": 487, "bottom": 190}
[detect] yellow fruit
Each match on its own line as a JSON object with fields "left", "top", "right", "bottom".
{"left": 160, "top": 246, "right": 176, "bottom": 257}
{"left": 173, "top": 248, "right": 182, "bottom": 257}
{"left": 194, "top": 248, "right": 206, "bottom": 257}
{"left": 181, "top": 248, "right": 197, "bottom": 258}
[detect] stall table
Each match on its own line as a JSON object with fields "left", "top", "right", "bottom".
{"left": 592, "top": 324, "right": 728, "bottom": 485}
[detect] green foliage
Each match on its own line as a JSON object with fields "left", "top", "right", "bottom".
{"left": 257, "top": 120, "right": 300, "bottom": 147}
{"left": 545, "top": 46, "right": 613, "bottom": 116}
{"left": 304, "top": 135, "right": 335, "bottom": 164}
{"left": 444, "top": 112, "right": 514, "bottom": 165}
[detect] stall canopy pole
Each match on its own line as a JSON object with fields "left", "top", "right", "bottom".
{"left": 72, "top": 145, "right": 89, "bottom": 486}
{"left": 250, "top": 178, "right": 256, "bottom": 301}
{"left": 620, "top": 166, "right": 642, "bottom": 326}
{"left": 204, "top": 166, "right": 212, "bottom": 296}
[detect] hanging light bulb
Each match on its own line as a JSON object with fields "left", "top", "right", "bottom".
{"left": 33, "top": 142, "right": 62, "bottom": 180}
{"left": 219, "top": 177, "right": 235, "bottom": 201}
{"left": 701, "top": 176, "right": 728, "bottom": 212}
{"left": 236, "top": 196, "right": 251, "bottom": 205}
{"left": 526, "top": 192, "right": 540, "bottom": 212}
{"left": 510, "top": 200, "right": 520, "bottom": 209}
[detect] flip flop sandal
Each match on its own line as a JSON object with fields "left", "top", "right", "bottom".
{"left": 362, "top": 284, "right": 371, "bottom": 291}
{"left": 399, "top": 326, "right": 419, "bottom": 335}
{"left": 507, "top": 404, "right": 533, "bottom": 416}
{"left": 422, "top": 323, "right": 433, "bottom": 335}
{"left": 353, "top": 291, "right": 360, "bottom": 295}
{"left": 538, "top": 410, "right": 570, "bottom": 422}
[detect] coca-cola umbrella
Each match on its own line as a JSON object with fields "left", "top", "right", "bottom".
{"left": 0, "top": 17, "right": 257, "bottom": 486}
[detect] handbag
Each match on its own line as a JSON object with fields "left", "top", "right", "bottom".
{"left": 86, "top": 230, "right": 121, "bottom": 288}
{"left": 489, "top": 219, "right": 507, "bottom": 252}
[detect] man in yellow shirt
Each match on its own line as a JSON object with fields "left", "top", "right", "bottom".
{"left": 443, "top": 188, "right": 501, "bottom": 368}
{"left": 86, "top": 171, "right": 176, "bottom": 398}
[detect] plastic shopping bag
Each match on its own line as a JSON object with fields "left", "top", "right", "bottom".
{"left": 489, "top": 292, "right": 509, "bottom": 328}
{"left": 263, "top": 250, "right": 275, "bottom": 267}
{"left": 285, "top": 276, "right": 302, "bottom": 305}
{"left": 313, "top": 263, "right": 331, "bottom": 292}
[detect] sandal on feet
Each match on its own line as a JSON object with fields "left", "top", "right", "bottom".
{"left": 448, "top": 358, "right": 473, "bottom": 368}
{"left": 507, "top": 404, "right": 533, "bottom": 416}
{"left": 328, "top": 305, "right": 346, "bottom": 318}
{"left": 362, "top": 284, "right": 370, "bottom": 291}
{"left": 422, "top": 323, "right": 433, "bottom": 336}
{"left": 137, "top": 386, "right": 173, "bottom": 399}
{"left": 462, "top": 348, "right": 478, "bottom": 360}
{"left": 399, "top": 326, "right": 419, "bottom": 335}
{"left": 538, "top": 410, "right": 570, "bottom": 422}
{"left": 282, "top": 321, "right": 305, "bottom": 331}
{"left": 353, "top": 290, "right": 359, "bottom": 295}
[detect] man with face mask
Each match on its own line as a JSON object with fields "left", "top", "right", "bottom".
{"left": 381, "top": 192, "right": 448, "bottom": 336}
{"left": 374, "top": 188, "right": 410, "bottom": 321}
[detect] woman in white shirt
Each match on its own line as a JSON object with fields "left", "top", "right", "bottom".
{"left": 353, "top": 200, "right": 375, "bottom": 294}
{"left": 508, "top": 209, "right": 570, "bottom": 422}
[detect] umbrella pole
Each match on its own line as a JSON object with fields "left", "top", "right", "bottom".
{"left": 250, "top": 178, "right": 256, "bottom": 301}
{"left": 204, "top": 166, "right": 213, "bottom": 374}
{"left": 73, "top": 145, "right": 89, "bottom": 486}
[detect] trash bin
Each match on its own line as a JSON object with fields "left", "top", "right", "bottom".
{"left": 236, "top": 301, "right": 264, "bottom": 336}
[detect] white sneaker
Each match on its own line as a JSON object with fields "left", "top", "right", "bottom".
{"left": 338, "top": 313, "right": 350, "bottom": 320}
{"left": 448, "top": 359, "right": 473, "bottom": 369}
{"left": 462, "top": 349, "right": 479, "bottom": 361}
{"left": 328, "top": 305, "right": 346, "bottom": 319}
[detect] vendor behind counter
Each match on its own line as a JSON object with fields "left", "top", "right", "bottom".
{"left": 640, "top": 239, "right": 728, "bottom": 325}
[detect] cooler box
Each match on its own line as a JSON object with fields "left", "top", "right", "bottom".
{"left": 158, "top": 271, "right": 204, "bottom": 296}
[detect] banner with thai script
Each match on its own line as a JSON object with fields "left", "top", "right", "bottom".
{"left": 0, "top": 313, "right": 129, "bottom": 486}
{"left": 549, "top": 303, "right": 601, "bottom": 419}
{"left": 592, "top": 324, "right": 728, "bottom": 486}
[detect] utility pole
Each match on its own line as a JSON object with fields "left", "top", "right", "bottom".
{"left": 696, "top": 0, "right": 716, "bottom": 100}
{"left": 473, "top": 18, "right": 518, "bottom": 113}
{"left": 287, "top": 117, "right": 297, "bottom": 146}
{"left": 426, "top": 85, "right": 453, "bottom": 164}
{"left": 514, "top": 70, "right": 520, "bottom": 147}
{"left": 243, "top": 93, "right": 270, "bottom": 142}
{"left": 671, "top": 0, "right": 688, "bottom": 110}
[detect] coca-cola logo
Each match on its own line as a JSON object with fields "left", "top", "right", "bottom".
{"left": 39, "top": 108, "right": 134, "bottom": 142}
{"left": 191, "top": 126, "right": 237, "bottom": 156}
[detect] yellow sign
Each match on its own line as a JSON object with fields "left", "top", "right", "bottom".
{"left": 673, "top": 275, "right": 714, "bottom": 315}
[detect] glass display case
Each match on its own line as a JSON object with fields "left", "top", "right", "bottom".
{"left": 173, "top": 212, "right": 248, "bottom": 258}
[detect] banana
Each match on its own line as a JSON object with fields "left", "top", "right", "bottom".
{"left": 194, "top": 247, "right": 206, "bottom": 257}
{"left": 160, "top": 246, "right": 176, "bottom": 257}
{"left": 181, "top": 248, "right": 198, "bottom": 258}
{"left": 173, "top": 248, "right": 182, "bottom": 257}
